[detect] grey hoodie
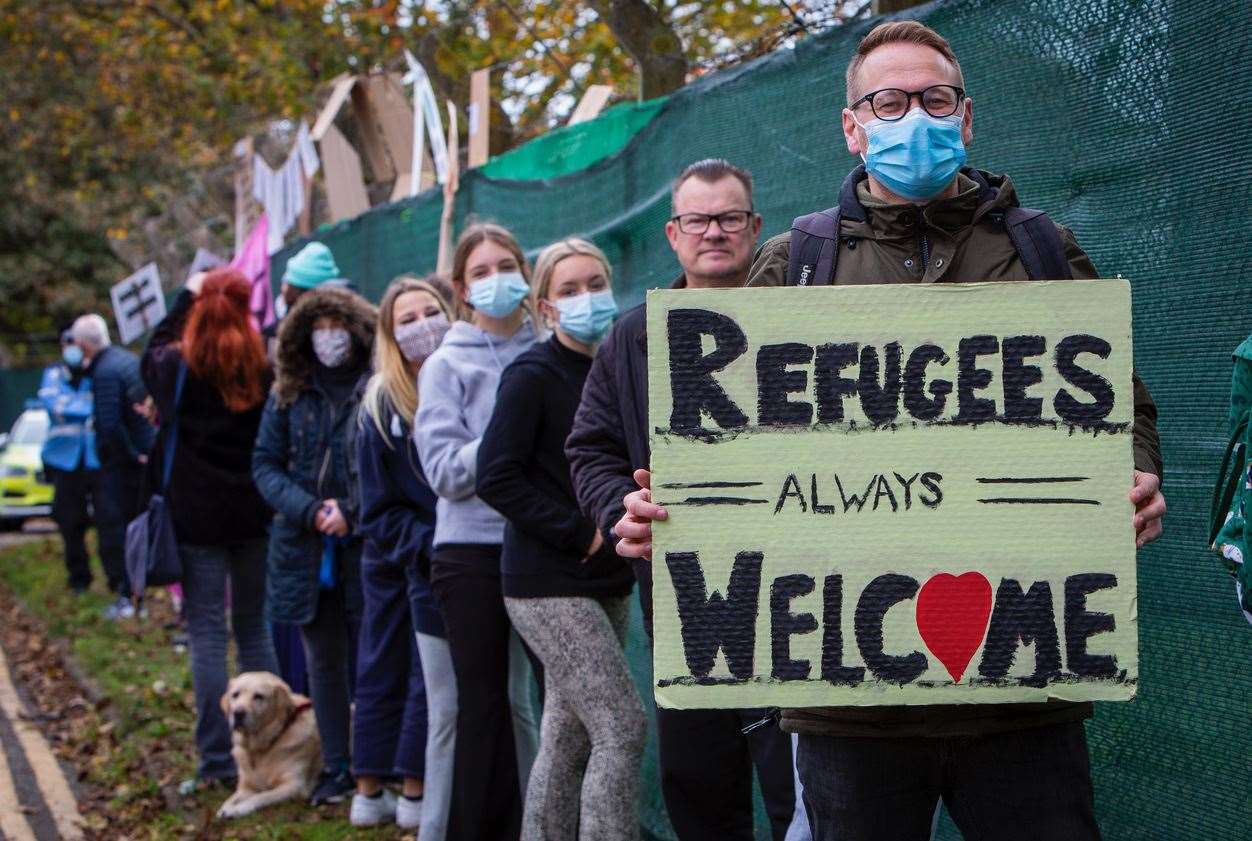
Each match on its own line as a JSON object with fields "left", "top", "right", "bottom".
{"left": 415, "top": 318, "right": 540, "bottom": 547}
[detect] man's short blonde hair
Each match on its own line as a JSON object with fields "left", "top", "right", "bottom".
{"left": 845, "top": 21, "right": 964, "bottom": 105}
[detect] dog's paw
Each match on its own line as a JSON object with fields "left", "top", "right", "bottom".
{"left": 216, "top": 799, "right": 254, "bottom": 820}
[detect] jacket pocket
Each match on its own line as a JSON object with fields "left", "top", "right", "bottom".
{"left": 269, "top": 515, "right": 313, "bottom": 568}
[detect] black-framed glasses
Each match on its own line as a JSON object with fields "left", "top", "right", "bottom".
{"left": 850, "top": 85, "right": 966, "bottom": 122}
{"left": 670, "top": 209, "right": 754, "bottom": 235}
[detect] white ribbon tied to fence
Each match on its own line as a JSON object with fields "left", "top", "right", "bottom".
{"left": 403, "top": 50, "right": 449, "bottom": 196}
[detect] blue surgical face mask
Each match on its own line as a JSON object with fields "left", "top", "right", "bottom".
{"left": 62, "top": 345, "right": 83, "bottom": 368}
{"left": 854, "top": 105, "right": 967, "bottom": 201}
{"left": 468, "top": 271, "right": 529, "bottom": 319}
{"left": 553, "top": 290, "right": 618, "bottom": 345}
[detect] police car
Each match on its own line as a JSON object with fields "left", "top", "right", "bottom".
{"left": 0, "top": 403, "right": 54, "bottom": 528}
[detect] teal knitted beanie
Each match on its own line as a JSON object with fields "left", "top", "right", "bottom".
{"left": 283, "top": 242, "right": 340, "bottom": 289}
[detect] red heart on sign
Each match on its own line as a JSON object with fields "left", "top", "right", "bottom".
{"left": 916, "top": 572, "right": 993, "bottom": 683}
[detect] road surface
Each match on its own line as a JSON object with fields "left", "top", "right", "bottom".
{"left": 0, "top": 525, "right": 82, "bottom": 841}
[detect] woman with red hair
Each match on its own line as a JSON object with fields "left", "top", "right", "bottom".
{"left": 141, "top": 268, "right": 280, "bottom": 793}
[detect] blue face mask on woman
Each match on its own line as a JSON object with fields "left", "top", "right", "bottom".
{"left": 468, "top": 271, "right": 529, "bottom": 318}
{"left": 854, "top": 105, "right": 967, "bottom": 201}
{"left": 553, "top": 290, "right": 618, "bottom": 344}
{"left": 62, "top": 344, "right": 83, "bottom": 368}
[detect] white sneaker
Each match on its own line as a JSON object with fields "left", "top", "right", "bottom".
{"left": 350, "top": 788, "right": 397, "bottom": 827}
{"left": 103, "top": 596, "right": 135, "bottom": 620}
{"left": 396, "top": 794, "right": 423, "bottom": 829}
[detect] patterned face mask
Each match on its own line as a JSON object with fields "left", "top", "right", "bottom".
{"left": 395, "top": 314, "right": 451, "bottom": 362}
{"left": 312, "top": 327, "right": 352, "bottom": 368}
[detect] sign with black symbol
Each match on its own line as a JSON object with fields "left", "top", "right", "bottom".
{"left": 646, "top": 280, "right": 1137, "bottom": 709}
{"left": 110, "top": 262, "right": 166, "bottom": 345}
{"left": 186, "top": 248, "right": 226, "bottom": 283}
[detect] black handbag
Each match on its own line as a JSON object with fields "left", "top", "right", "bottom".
{"left": 125, "top": 363, "right": 186, "bottom": 593}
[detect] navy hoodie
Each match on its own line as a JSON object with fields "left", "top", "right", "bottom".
{"left": 354, "top": 394, "right": 443, "bottom": 635}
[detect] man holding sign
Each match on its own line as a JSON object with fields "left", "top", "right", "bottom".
{"left": 568, "top": 160, "right": 803, "bottom": 839}
{"left": 612, "top": 21, "right": 1165, "bottom": 841}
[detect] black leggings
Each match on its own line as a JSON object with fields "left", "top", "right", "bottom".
{"left": 431, "top": 544, "right": 540, "bottom": 841}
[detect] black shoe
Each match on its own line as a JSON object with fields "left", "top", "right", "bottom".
{"left": 310, "top": 768, "right": 354, "bottom": 806}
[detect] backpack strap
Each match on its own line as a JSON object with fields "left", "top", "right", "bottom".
{"left": 786, "top": 207, "right": 843, "bottom": 286}
{"left": 999, "top": 207, "right": 1073, "bottom": 280}
{"left": 159, "top": 362, "right": 187, "bottom": 492}
{"left": 1210, "top": 411, "right": 1250, "bottom": 547}
{"left": 789, "top": 177, "right": 1071, "bottom": 285}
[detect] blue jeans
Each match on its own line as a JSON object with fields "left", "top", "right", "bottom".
{"left": 300, "top": 583, "right": 361, "bottom": 770}
{"left": 351, "top": 554, "right": 428, "bottom": 779}
{"left": 180, "top": 539, "right": 280, "bottom": 780}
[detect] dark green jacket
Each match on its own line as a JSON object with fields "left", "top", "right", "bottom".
{"left": 748, "top": 166, "right": 1164, "bottom": 738}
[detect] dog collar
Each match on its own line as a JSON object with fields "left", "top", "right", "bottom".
{"left": 277, "top": 699, "right": 313, "bottom": 738}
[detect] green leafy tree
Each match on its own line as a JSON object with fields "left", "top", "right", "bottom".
{"left": 0, "top": 0, "right": 850, "bottom": 361}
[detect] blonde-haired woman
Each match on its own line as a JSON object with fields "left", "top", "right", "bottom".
{"left": 477, "top": 238, "right": 644, "bottom": 840}
{"left": 414, "top": 223, "right": 541, "bottom": 841}
{"left": 348, "top": 275, "right": 455, "bottom": 832}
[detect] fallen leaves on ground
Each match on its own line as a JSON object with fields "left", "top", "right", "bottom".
{"left": 0, "top": 537, "right": 410, "bottom": 840}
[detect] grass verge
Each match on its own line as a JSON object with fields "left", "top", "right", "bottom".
{"left": 0, "top": 536, "right": 411, "bottom": 840}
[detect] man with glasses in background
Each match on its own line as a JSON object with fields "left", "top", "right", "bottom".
{"left": 568, "top": 159, "right": 808, "bottom": 840}
{"left": 610, "top": 21, "right": 1165, "bottom": 841}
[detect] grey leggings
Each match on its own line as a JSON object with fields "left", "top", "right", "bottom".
{"left": 416, "top": 632, "right": 457, "bottom": 841}
{"left": 504, "top": 594, "right": 646, "bottom": 841}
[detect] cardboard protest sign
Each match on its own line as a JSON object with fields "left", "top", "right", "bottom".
{"left": 186, "top": 247, "right": 225, "bottom": 283}
{"left": 109, "top": 263, "right": 166, "bottom": 345}
{"left": 646, "top": 280, "right": 1137, "bottom": 710}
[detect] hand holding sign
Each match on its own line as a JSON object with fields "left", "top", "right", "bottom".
{"left": 615, "top": 468, "right": 666, "bottom": 561}
{"left": 185, "top": 272, "right": 207, "bottom": 297}
{"left": 1130, "top": 470, "right": 1165, "bottom": 547}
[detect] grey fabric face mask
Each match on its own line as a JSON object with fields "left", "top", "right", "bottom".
{"left": 395, "top": 314, "right": 451, "bottom": 363}
{"left": 312, "top": 327, "right": 352, "bottom": 368}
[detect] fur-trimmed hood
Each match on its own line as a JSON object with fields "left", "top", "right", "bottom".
{"left": 273, "top": 286, "right": 377, "bottom": 408}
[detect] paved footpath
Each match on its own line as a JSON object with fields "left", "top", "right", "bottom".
{"left": 0, "top": 527, "right": 83, "bottom": 841}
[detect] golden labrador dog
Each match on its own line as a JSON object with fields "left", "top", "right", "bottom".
{"left": 216, "top": 671, "right": 321, "bottom": 819}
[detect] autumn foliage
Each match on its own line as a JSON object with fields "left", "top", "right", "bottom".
{"left": 0, "top": 0, "right": 800, "bottom": 361}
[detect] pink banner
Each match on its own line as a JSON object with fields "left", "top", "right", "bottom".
{"left": 231, "top": 214, "right": 275, "bottom": 331}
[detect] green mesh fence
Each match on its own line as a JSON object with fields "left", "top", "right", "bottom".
{"left": 275, "top": 0, "right": 1252, "bottom": 837}
{"left": 480, "top": 97, "right": 668, "bottom": 181}
{"left": 0, "top": 368, "right": 44, "bottom": 431}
